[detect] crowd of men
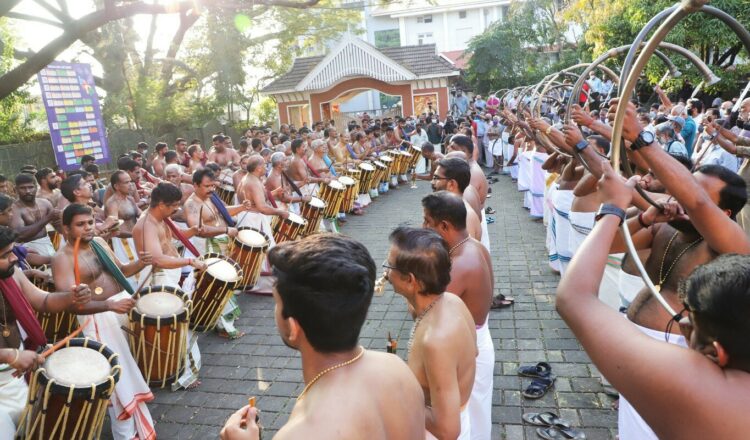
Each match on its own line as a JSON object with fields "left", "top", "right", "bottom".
{"left": 0, "top": 106, "right": 511, "bottom": 440}
{"left": 487, "top": 85, "right": 750, "bottom": 440}
{"left": 1, "top": 77, "right": 749, "bottom": 439}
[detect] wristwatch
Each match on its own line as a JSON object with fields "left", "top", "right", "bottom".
{"left": 575, "top": 139, "right": 589, "bottom": 152}
{"left": 630, "top": 130, "right": 655, "bottom": 151}
{"left": 595, "top": 203, "right": 626, "bottom": 225}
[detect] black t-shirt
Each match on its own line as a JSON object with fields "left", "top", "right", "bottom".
{"left": 426, "top": 123, "right": 443, "bottom": 144}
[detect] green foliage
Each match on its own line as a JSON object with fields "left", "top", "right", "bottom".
{"left": 248, "top": 97, "right": 278, "bottom": 126}
{"left": 465, "top": 0, "right": 577, "bottom": 93}
{"left": 0, "top": 19, "right": 44, "bottom": 145}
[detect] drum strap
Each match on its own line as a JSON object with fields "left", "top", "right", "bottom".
{"left": 323, "top": 155, "right": 338, "bottom": 177}
{"left": 209, "top": 193, "right": 237, "bottom": 227}
{"left": 302, "top": 156, "right": 322, "bottom": 178}
{"left": 265, "top": 188, "right": 278, "bottom": 208}
{"left": 89, "top": 240, "right": 134, "bottom": 295}
{"left": 0, "top": 276, "right": 46, "bottom": 350}
{"left": 282, "top": 172, "right": 303, "bottom": 197}
{"left": 12, "top": 245, "right": 28, "bottom": 270}
{"left": 164, "top": 218, "right": 201, "bottom": 257}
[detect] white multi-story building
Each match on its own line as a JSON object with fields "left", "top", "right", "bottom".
{"left": 365, "top": 0, "right": 509, "bottom": 53}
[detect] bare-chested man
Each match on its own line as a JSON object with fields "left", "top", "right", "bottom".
{"left": 588, "top": 100, "right": 750, "bottom": 438}
{"left": 184, "top": 168, "right": 246, "bottom": 339}
{"left": 237, "top": 156, "right": 288, "bottom": 234}
{"left": 105, "top": 170, "right": 144, "bottom": 289}
{"left": 265, "top": 152, "right": 310, "bottom": 211}
{"left": 385, "top": 227, "right": 477, "bottom": 439}
{"left": 151, "top": 142, "right": 169, "bottom": 178}
{"left": 187, "top": 144, "right": 205, "bottom": 174}
{"left": 35, "top": 168, "right": 62, "bottom": 207}
{"left": 208, "top": 135, "right": 241, "bottom": 169}
{"left": 558, "top": 159, "right": 750, "bottom": 439}
{"left": 52, "top": 204, "right": 154, "bottom": 440}
{"left": 430, "top": 159, "right": 482, "bottom": 242}
{"left": 133, "top": 183, "right": 205, "bottom": 389}
{"left": 10, "top": 174, "right": 59, "bottom": 258}
{"left": 287, "top": 139, "right": 329, "bottom": 196}
{"left": 421, "top": 192, "right": 494, "bottom": 438}
{"left": 0, "top": 225, "right": 90, "bottom": 434}
{"left": 221, "top": 235, "right": 424, "bottom": 440}
{"left": 415, "top": 142, "right": 445, "bottom": 181}
{"left": 232, "top": 155, "right": 251, "bottom": 192}
{"left": 306, "top": 139, "right": 334, "bottom": 178}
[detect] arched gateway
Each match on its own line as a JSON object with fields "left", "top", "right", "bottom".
{"left": 262, "top": 35, "right": 461, "bottom": 127}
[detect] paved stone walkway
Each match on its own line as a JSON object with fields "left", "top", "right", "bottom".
{"left": 102, "top": 173, "right": 617, "bottom": 439}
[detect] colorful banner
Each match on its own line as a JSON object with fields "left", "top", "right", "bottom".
{"left": 37, "top": 62, "right": 109, "bottom": 170}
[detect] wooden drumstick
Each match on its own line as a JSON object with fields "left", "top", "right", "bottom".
{"left": 240, "top": 396, "right": 259, "bottom": 428}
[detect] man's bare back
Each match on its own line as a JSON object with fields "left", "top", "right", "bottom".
{"left": 276, "top": 351, "right": 424, "bottom": 440}
{"left": 446, "top": 239, "right": 493, "bottom": 326}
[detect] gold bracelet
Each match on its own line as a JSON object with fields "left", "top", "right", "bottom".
{"left": 9, "top": 348, "right": 19, "bottom": 367}
{"left": 545, "top": 126, "right": 553, "bottom": 135}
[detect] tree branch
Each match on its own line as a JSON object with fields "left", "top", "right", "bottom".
{"left": 0, "top": 0, "right": 24, "bottom": 18}
{"left": 32, "top": 0, "right": 70, "bottom": 23}
{"left": 159, "top": 10, "right": 200, "bottom": 86}
{"left": 0, "top": 0, "right": 324, "bottom": 100}
{"left": 5, "top": 11, "right": 64, "bottom": 28}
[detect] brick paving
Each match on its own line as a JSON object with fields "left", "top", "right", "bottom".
{"left": 102, "top": 173, "right": 617, "bottom": 439}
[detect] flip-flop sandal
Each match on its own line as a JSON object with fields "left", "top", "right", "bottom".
{"left": 217, "top": 330, "right": 246, "bottom": 340}
{"left": 522, "top": 377, "right": 555, "bottom": 399}
{"left": 522, "top": 412, "right": 571, "bottom": 428}
{"left": 485, "top": 207, "right": 497, "bottom": 214}
{"left": 486, "top": 217, "right": 495, "bottom": 224}
{"left": 491, "top": 294, "right": 514, "bottom": 309}
{"left": 518, "top": 362, "right": 554, "bottom": 379}
{"left": 536, "top": 426, "right": 587, "bottom": 439}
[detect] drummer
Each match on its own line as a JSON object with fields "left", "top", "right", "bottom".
{"left": 208, "top": 134, "right": 241, "bottom": 169}
{"left": 105, "top": 171, "right": 143, "bottom": 289}
{"left": 52, "top": 204, "right": 155, "bottom": 440}
{"left": 133, "top": 183, "right": 206, "bottom": 390}
{"left": 414, "top": 142, "right": 444, "bottom": 181}
{"left": 232, "top": 155, "right": 251, "bottom": 194}
{"left": 237, "top": 156, "right": 289, "bottom": 236}
{"left": 288, "top": 139, "right": 330, "bottom": 197}
{"left": 185, "top": 169, "right": 246, "bottom": 340}
{"left": 0, "top": 225, "right": 90, "bottom": 434}
{"left": 266, "top": 152, "right": 310, "bottom": 213}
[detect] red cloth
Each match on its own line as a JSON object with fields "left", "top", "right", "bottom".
{"left": 164, "top": 218, "right": 200, "bottom": 257}
{"left": 0, "top": 275, "right": 46, "bottom": 350}
{"left": 265, "top": 188, "right": 278, "bottom": 208}
{"left": 302, "top": 157, "right": 322, "bottom": 178}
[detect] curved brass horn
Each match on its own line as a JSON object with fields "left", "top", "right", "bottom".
{"left": 611, "top": 0, "right": 750, "bottom": 318}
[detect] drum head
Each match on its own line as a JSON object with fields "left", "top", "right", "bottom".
{"left": 338, "top": 176, "right": 355, "bottom": 186}
{"left": 381, "top": 156, "right": 393, "bottom": 163}
{"left": 136, "top": 292, "right": 185, "bottom": 317}
{"left": 288, "top": 212, "right": 306, "bottom": 225}
{"left": 411, "top": 145, "right": 422, "bottom": 152}
{"left": 45, "top": 346, "right": 111, "bottom": 387}
{"left": 359, "top": 163, "right": 375, "bottom": 171}
{"left": 329, "top": 181, "right": 345, "bottom": 190}
{"left": 205, "top": 257, "right": 240, "bottom": 282}
{"left": 401, "top": 151, "right": 413, "bottom": 157}
{"left": 309, "top": 197, "right": 326, "bottom": 208}
{"left": 373, "top": 160, "right": 386, "bottom": 168}
{"left": 237, "top": 229, "right": 267, "bottom": 246}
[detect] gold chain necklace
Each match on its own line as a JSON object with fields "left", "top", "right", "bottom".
{"left": 656, "top": 231, "right": 703, "bottom": 293}
{"left": 407, "top": 295, "right": 443, "bottom": 355}
{"left": 449, "top": 236, "right": 471, "bottom": 255}
{"left": 297, "top": 346, "right": 365, "bottom": 401}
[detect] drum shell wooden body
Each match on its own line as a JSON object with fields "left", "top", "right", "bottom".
{"left": 216, "top": 170, "right": 235, "bottom": 205}
{"left": 338, "top": 177, "right": 358, "bottom": 212}
{"left": 19, "top": 338, "right": 120, "bottom": 440}
{"left": 407, "top": 145, "right": 422, "bottom": 169}
{"left": 380, "top": 155, "right": 396, "bottom": 182}
{"left": 398, "top": 151, "right": 413, "bottom": 174}
{"left": 228, "top": 227, "right": 270, "bottom": 287}
{"left": 32, "top": 264, "right": 80, "bottom": 343}
{"left": 317, "top": 182, "right": 345, "bottom": 218}
{"left": 128, "top": 285, "right": 191, "bottom": 387}
{"left": 299, "top": 198, "right": 327, "bottom": 236}
{"left": 191, "top": 254, "right": 243, "bottom": 331}
{"left": 372, "top": 161, "right": 387, "bottom": 190}
{"left": 271, "top": 213, "right": 307, "bottom": 243}
{"left": 357, "top": 164, "right": 375, "bottom": 195}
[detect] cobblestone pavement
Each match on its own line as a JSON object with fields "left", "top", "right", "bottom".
{"left": 102, "top": 173, "right": 617, "bottom": 439}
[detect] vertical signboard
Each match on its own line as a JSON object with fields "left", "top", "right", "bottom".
{"left": 37, "top": 62, "right": 109, "bottom": 170}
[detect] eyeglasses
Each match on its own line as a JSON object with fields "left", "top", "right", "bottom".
{"left": 431, "top": 175, "right": 448, "bottom": 181}
{"left": 381, "top": 260, "right": 397, "bottom": 273}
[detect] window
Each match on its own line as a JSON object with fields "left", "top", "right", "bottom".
{"left": 500, "top": 6, "right": 509, "bottom": 22}
{"left": 458, "top": 10, "right": 467, "bottom": 19}
{"left": 417, "top": 32, "right": 434, "bottom": 45}
{"left": 417, "top": 15, "right": 433, "bottom": 23}
{"left": 374, "top": 29, "right": 400, "bottom": 48}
